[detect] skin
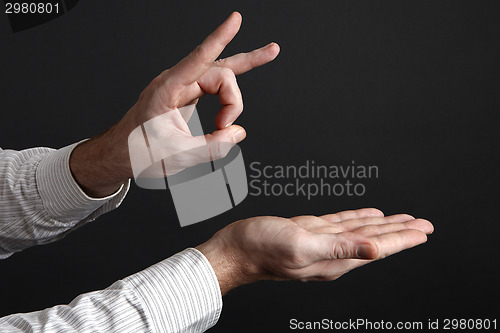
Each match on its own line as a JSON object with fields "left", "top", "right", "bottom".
{"left": 196, "top": 208, "right": 433, "bottom": 295}
{"left": 68, "top": 13, "right": 434, "bottom": 294}
{"left": 70, "top": 12, "right": 279, "bottom": 197}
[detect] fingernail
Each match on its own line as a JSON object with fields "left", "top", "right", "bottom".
{"left": 356, "top": 244, "right": 374, "bottom": 259}
{"left": 224, "top": 122, "right": 233, "bottom": 128}
{"left": 232, "top": 129, "right": 245, "bottom": 143}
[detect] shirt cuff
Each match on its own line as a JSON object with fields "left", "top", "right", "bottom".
{"left": 36, "top": 141, "right": 130, "bottom": 223}
{"left": 124, "top": 248, "right": 223, "bottom": 333}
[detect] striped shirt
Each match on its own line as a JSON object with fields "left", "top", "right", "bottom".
{"left": 0, "top": 143, "right": 222, "bottom": 332}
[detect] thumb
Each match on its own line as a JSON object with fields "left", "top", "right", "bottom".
{"left": 306, "top": 232, "right": 379, "bottom": 262}
{"left": 174, "top": 125, "right": 245, "bottom": 170}
{"left": 206, "top": 124, "right": 246, "bottom": 146}
{"left": 190, "top": 125, "right": 246, "bottom": 161}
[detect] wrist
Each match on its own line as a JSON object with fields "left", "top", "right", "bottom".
{"left": 196, "top": 232, "right": 258, "bottom": 295}
{"left": 70, "top": 124, "right": 131, "bottom": 197}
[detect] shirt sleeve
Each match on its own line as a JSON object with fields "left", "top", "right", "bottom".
{"left": 0, "top": 142, "right": 130, "bottom": 259}
{"left": 0, "top": 248, "right": 223, "bottom": 333}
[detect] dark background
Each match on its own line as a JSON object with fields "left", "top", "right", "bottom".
{"left": 1, "top": 0, "right": 499, "bottom": 331}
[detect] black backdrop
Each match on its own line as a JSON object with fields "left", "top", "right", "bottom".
{"left": 1, "top": 1, "right": 499, "bottom": 332}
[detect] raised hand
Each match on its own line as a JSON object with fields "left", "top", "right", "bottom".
{"left": 70, "top": 12, "right": 279, "bottom": 197}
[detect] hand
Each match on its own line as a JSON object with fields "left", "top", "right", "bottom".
{"left": 70, "top": 12, "right": 279, "bottom": 197}
{"left": 196, "top": 208, "right": 434, "bottom": 295}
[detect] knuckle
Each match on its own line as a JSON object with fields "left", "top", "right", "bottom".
{"left": 193, "top": 43, "right": 208, "bottom": 59}
{"left": 208, "top": 140, "right": 230, "bottom": 161}
{"left": 332, "top": 242, "right": 353, "bottom": 259}
{"left": 290, "top": 231, "right": 308, "bottom": 247}
{"left": 151, "top": 75, "right": 163, "bottom": 87}
{"left": 285, "top": 233, "right": 308, "bottom": 267}
{"left": 219, "top": 66, "right": 235, "bottom": 79}
{"left": 140, "top": 75, "right": 162, "bottom": 98}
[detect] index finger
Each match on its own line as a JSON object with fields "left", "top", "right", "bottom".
{"left": 166, "top": 12, "right": 242, "bottom": 88}
{"left": 215, "top": 42, "right": 280, "bottom": 75}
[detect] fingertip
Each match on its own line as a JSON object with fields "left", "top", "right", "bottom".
{"left": 272, "top": 42, "right": 280, "bottom": 53}
{"left": 217, "top": 110, "right": 241, "bottom": 130}
{"left": 233, "top": 11, "right": 242, "bottom": 19}
{"left": 213, "top": 124, "right": 246, "bottom": 144}
{"left": 424, "top": 219, "right": 434, "bottom": 234}
{"left": 267, "top": 42, "right": 280, "bottom": 51}
{"left": 228, "top": 11, "right": 242, "bottom": 25}
{"left": 365, "top": 208, "right": 384, "bottom": 217}
{"left": 409, "top": 229, "right": 429, "bottom": 245}
{"left": 428, "top": 222, "right": 435, "bottom": 234}
{"left": 420, "top": 232, "right": 429, "bottom": 244}
{"left": 267, "top": 42, "right": 280, "bottom": 59}
{"left": 229, "top": 125, "right": 246, "bottom": 143}
{"left": 218, "top": 12, "right": 242, "bottom": 43}
{"left": 414, "top": 218, "right": 434, "bottom": 235}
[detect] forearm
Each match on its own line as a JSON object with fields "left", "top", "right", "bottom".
{"left": 0, "top": 249, "right": 222, "bottom": 333}
{"left": 0, "top": 144, "right": 129, "bottom": 258}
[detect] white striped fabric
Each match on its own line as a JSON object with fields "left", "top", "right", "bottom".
{"left": 0, "top": 248, "right": 222, "bottom": 332}
{"left": 124, "top": 249, "right": 222, "bottom": 333}
{"left": 0, "top": 144, "right": 223, "bottom": 332}
{"left": 0, "top": 142, "right": 129, "bottom": 258}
